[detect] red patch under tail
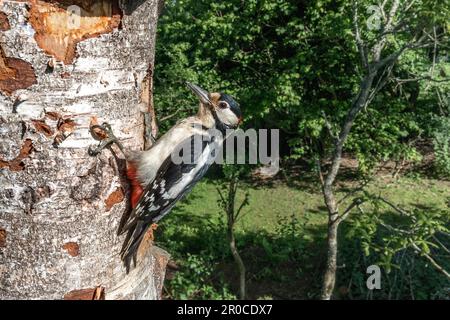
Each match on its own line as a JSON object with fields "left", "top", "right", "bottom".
{"left": 126, "top": 161, "right": 144, "bottom": 209}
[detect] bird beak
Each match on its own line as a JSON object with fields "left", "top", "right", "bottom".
{"left": 186, "top": 82, "right": 211, "bottom": 105}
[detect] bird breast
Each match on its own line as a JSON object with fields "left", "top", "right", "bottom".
{"left": 136, "top": 119, "right": 220, "bottom": 186}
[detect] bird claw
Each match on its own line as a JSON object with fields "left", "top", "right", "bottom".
{"left": 88, "top": 143, "right": 108, "bottom": 156}
{"left": 88, "top": 122, "right": 124, "bottom": 156}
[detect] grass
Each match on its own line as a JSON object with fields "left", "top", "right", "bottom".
{"left": 163, "top": 174, "right": 449, "bottom": 234}
{"left": 172, "top": 179, "right": 326, "bottom": 233}
{"left": 154, "top": 172, "right": 450, "bottom": 300}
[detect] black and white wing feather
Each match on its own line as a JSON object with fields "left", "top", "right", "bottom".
{"left": 120, "top": 134, "right": 216, "bottom": 271}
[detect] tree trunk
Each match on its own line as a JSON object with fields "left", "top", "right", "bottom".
{"left": 319, "top": 72, "right": 377, "bottom": 300}
{"left": 0, "top": 0, "right": 169, "bottom": 300}
{"left": 321, "top": 214, "right": 340, "bottom": 300}
{"left": 227, "top": 224, "right": 246, "bottom": 300}
{"left": 226, "top": 177, "right": 246, "bottom": 300}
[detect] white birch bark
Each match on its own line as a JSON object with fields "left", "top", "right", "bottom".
{"left": 0, "top": 0, "right": 168, "bottom": 300}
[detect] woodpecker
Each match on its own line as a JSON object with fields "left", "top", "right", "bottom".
{"left": 89, "top": 83, "right": 242, "bottom": 271}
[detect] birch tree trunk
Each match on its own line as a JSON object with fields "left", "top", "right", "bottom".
{"left": 0, "top": 0, "right": 169, "bottom": 300}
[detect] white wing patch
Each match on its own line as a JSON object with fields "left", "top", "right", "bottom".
{"left": 165, "top": 144, "right": 212, "bottom": 198}
{"left": 125, "top": 134, "right": 223, "bottom": 230}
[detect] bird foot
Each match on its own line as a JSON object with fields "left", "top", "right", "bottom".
{"left": 88, "top": 122, "right": 124, "bottom": 156}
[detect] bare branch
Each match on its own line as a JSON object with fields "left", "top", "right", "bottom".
{"left": 395, "top": 76, "right": 450, "bottom": 84}
{"left": 216, "top": 186, "right": 226, "bottom": 207}
{"left": 352, "top": 1, "right": 369, "bottom": 70}
{"left": 432, "top": 236, "right": 450, "bottom": 255}
{"left": 365, "top": 63, "right": 394, "bottom": 107}
{"left": 338, "top": 197, "right": 365, "bottom": 222}
{"left": 438, "top": 231, "right": 450, "bottom": 238}
{"left": 337, "top": 178, "right": 371, "bottom": 205}
{"left": 377, "top": 197, "right": 416, "bottom": 221}
{"left": 379, "top": 0, "right": 388, "bottom": 18}
{"left": 316, "top": 158, "right": 325, "bottom": 187}
{"left": 425, "top": 26, "right": 439, "bottom": 91}
{"left": 384, "top": 0, "right": 401, "bottom": 32}
{"left": 402, "top": 0, "right": 417, "bottom": 14}
{"left": 159, "top": 108, "right": 186, "bottom": 122}
{"left": 235, "top": 192, "right": 249, "bottom": 221}
{"left": 370, "top": 0, "right": 400, "bottom": 60}
{"left": 374, "top": 19, "right": 409, "bottom": 40}
{"left": 378, "top": 198, "right": 406, "bottom": 214}
{"left": 321, "top": 111, "right": 339, "bottom": 142}
{"left": 411, "top": 242, "right": 450, "bottom": 280}
{"left": 371, "top": 43, "right": 408, "bottom": 70}
{"left": 377, "top": 219, "right": 414, "bottom": 235}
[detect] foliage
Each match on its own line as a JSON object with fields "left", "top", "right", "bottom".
{"left": 156, "top": 180, "right": 326, "bottom": 299}
{"left": 338, "top": 235, "right": 450, "bottom": 300}
{"left": 338, "top": 195, "right": 450, "bottom": 299}
{"left": 166, "top": 253, "right": 236, "bottom": 300}
{"left": 432, "top": 116, "right": 450, "bottom": 177}
{"left": 156, "top": 177, "right": 449, "bottom": 299}
{"left": 157, "top": 211, "right": 235, "bottom": 299}
{"left": 155, "top": 0, "right": 449, "bottom": 170}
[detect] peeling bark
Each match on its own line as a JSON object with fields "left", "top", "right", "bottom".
{"left": 104, "top": 187, "right": 124, "bottom": 211}
{"left": 0, "top": 138, "right": 33, "bottom": 171}
{"left": 28, "top": 0, "right": 122, "bottom": 64}
{"left": 0, "top": 46, "right": 37, "bottom": 95}
{"left": 32, "top": 119, "right": 54, "bottom": 137}
{"left": 62, "top": 241, "right": 80, "bottom": 257}
{"left": 0, "top": 0, "right": 168, "bottom": 300}
{"left": 142, "top": 64, "right": 158, "bottom": 149}
{"left": 0, "top": 11, "right": 10, "bottom": 31}
{"left": 0, "top": 228, "right": 6, "bottom": 247}
{"left": 64, "top": 285, "right": 104, "bottom": 300}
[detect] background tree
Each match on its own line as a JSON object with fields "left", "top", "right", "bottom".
{"left": 0, "top": 0, "right": 168, "bottom": 299}
{"left": 317, "top": 0, "right": 449, "bottom": 299}
{"left": 217, "top": 165, "right": 250, "bottom": 299}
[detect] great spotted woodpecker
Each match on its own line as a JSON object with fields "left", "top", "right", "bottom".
{"left": 89, "top": 83, "right": 242, "bottom": 271}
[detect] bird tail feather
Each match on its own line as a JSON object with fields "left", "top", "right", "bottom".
{"left": 120, "top": 220, "right": 150, "bottom": 273}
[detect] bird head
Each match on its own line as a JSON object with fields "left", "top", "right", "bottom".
{"left": 187, "top": 82, "right": 242, "bottom": 130}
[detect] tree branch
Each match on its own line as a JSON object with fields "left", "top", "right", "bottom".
{"left": 338, "top": 197, "right": 366, "bottom": 222}
{"left": 411, "top": 242, "right": 450, "bottom": 280}
{"left": 235, "top": 192, "right": 249, "bottom": 221}
{"left": 316, "top": 158, "right": 325, "bottom": 188}
{"left": 377, "top": 196, "right": 416, "bottom": 222}
{"left": 352, "top": 1, "right": 369, "bottom": 70}
{"left": 159, "top": 108, "right": 186, "bottom": 122}
{"left": 384, "top": 0, "right": 400, "bottom": 32}
{"left": 395, "top": 76, "right": 450, "bottom": 84}
{"left": 337, "top": 178, "right": 371, "bottom": 205}
{"left": 432, "top": 236, "right": 450, "bottom": 255}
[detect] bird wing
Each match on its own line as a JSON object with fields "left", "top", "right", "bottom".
{"left": 120, "top": 133, "right": 215, "bottom": 270}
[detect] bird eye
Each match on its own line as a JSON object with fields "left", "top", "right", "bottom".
{"left": 218, "top": 101, "right": 228, "bottom": 109}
